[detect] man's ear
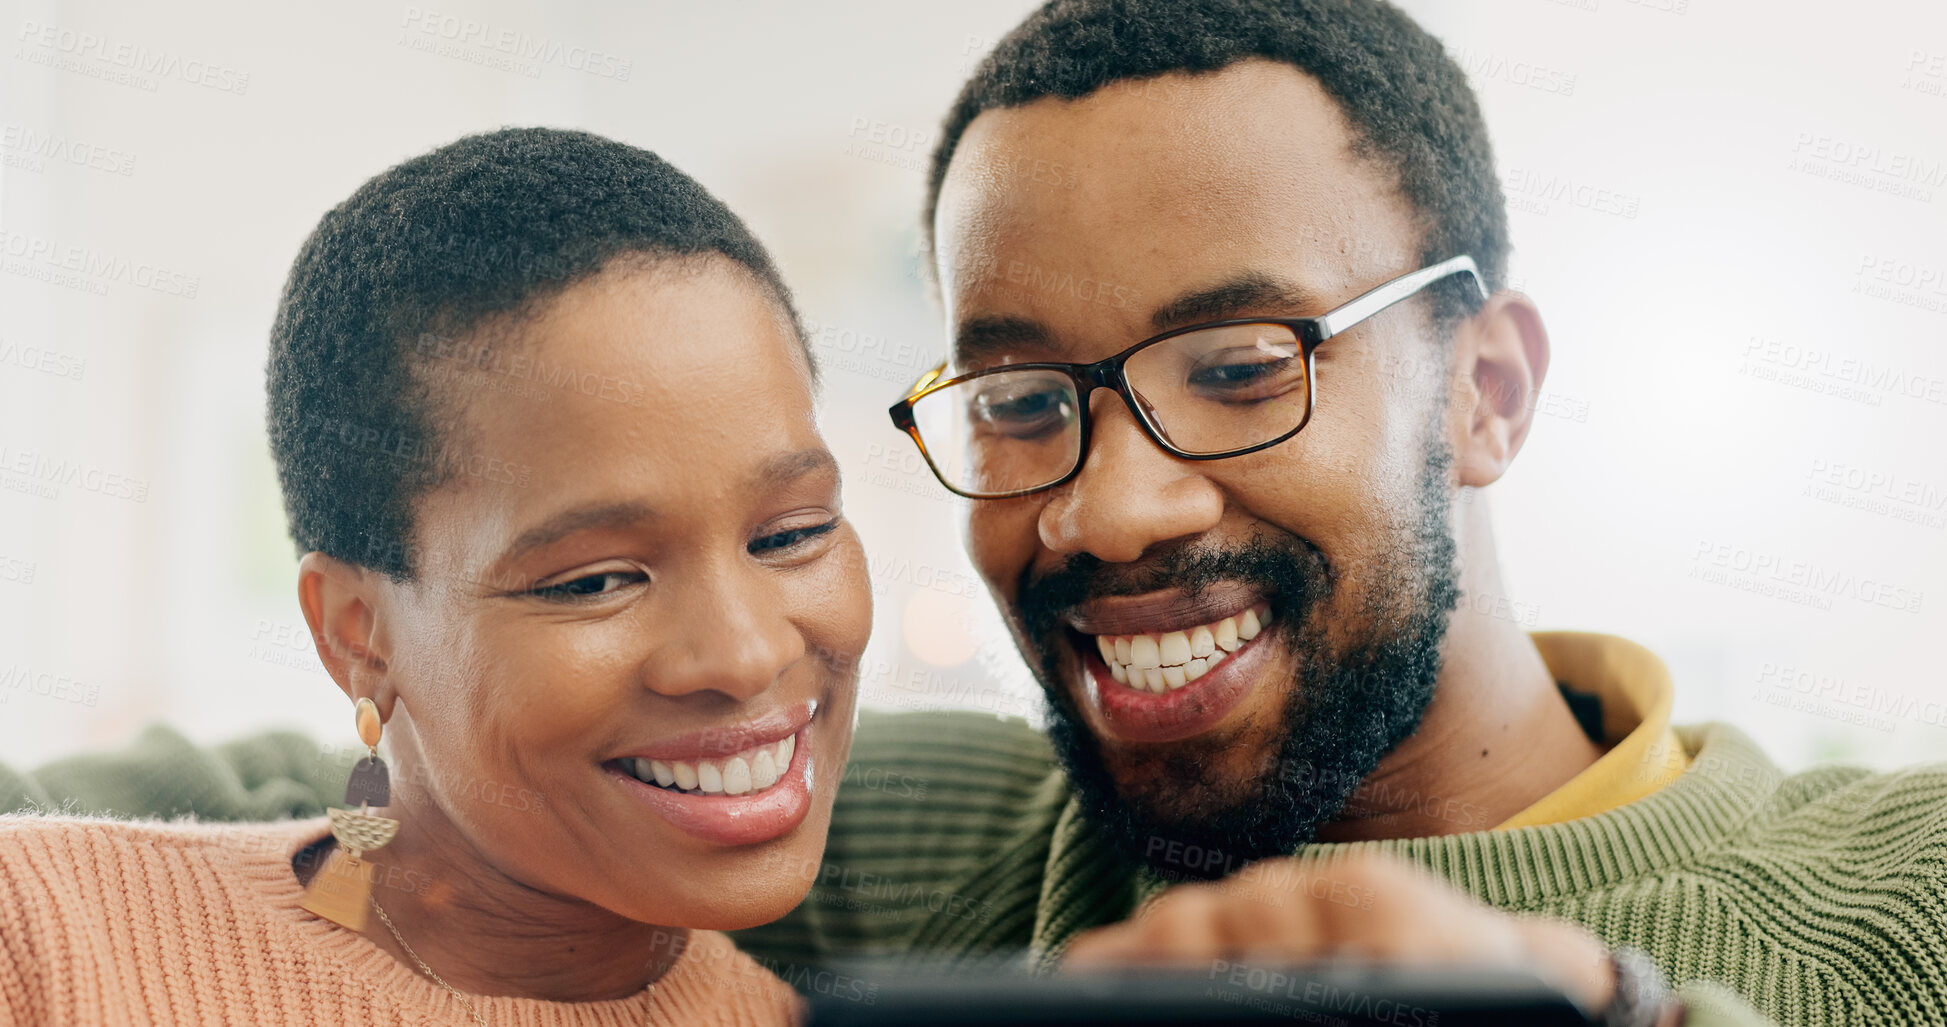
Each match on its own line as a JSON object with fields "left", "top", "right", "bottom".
{"left": 1450, "top": 291, "right": 1551, "bottom": 488}
{"left": 296, "top": 551, "right": 396, "bottom": 715}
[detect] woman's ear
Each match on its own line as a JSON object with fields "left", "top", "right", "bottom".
{"left": 296, "top": 551, "right": 396, "bottom": 714}
{"left": 1450, "top": 291, "right": 1551, "bottom": 488}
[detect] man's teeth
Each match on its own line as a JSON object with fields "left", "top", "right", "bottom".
{"left": 1092, "top": 604, "right": 1273, "bottom": 693}
{"left": 623, "top": 734, "right": 796, "bottom": 796}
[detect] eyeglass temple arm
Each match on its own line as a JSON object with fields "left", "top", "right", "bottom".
{"left": 899, "top": 363, "right": 946, "bottom": 400}
{"left": 1311, "top": 255, "right": 1488, "bottom": 342}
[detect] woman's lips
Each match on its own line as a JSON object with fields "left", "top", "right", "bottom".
{"left": 620, "top": 701, "right": 813, "bottom": 762}
{"left": 1078, "top": 626, "right": 1276, "bottom": 744}
{"left": 611, "top": 723, "right": 814, "bottom": 847}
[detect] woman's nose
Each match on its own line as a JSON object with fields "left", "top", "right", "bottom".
{"left": 644, "top": 569, "right": 805, "bottom": 701}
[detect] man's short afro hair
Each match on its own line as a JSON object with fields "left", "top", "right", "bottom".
{"left": 267, "top": 126, "right": 803, "bottom": 580}
{"left": 924, "top": 0, "right": 1509, "bottom": 322}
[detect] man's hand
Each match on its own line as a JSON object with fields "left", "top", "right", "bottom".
{"left": 1062, "top": 852, "right": 1618, "bottom": 1013}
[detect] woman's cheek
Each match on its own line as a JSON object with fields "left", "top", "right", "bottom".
{"left": 810, "top": 532, "right": 873, "bottom": 666}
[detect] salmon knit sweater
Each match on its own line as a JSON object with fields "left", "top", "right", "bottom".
{"left": 0, "top": 815, "right": 802, "bottom": 1026}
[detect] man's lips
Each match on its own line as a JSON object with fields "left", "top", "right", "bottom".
{"left": 1063, "top": 584, "right": 1267, "bottom": 636}
{"left": 1063, "top": 598, "right": 1278, "bottom": 745}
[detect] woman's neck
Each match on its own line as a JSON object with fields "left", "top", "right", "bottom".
{"left": 326, "top": 787, "right": 688, "bottom": 1003}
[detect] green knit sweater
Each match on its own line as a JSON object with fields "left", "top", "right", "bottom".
{"left": 6, "top": 712, "right": 1945, "bottom": 1026}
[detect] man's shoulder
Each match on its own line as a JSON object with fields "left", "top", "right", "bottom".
{"left": 1683, "top": 722, "right": 1947, "bottom": 853}
{"left": 833, "top": 708, "right": 1060, "bottom": 827}
{"left": 1663, "top": 728, "right": 1947, "bottom": 1018}
{"left": 1766, "top": 753, "right": 1947, "bottom": 847}
{"left": 849, "top": 708, "right": 1054, "bottom": 776}
{"left": 735, "top": 710, "right": 1067, "bottom": 964}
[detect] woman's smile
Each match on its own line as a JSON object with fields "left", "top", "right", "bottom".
{"left": 603, "top": 700, "right": 822, "bottom": 846}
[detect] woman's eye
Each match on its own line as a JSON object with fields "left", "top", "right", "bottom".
{"left": 750, "top": 519, "right": 839, "bottom": 555}
{"left": 529, "top": 570, "right": 644, "bottom": 602}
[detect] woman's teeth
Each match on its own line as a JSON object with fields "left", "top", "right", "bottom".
{"left": 1093, "top": 603, "right": 1273, "bottom": 693}
{"left": 623, "top": 735, "right": 795, "bottom": 796}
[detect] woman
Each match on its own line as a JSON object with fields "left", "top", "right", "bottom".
{"left": 0, "top": 128, "right": 872, "bottom": 1024}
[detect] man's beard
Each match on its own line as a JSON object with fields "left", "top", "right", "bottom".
{"left": 1015, "top": 441, "right": 1461, "bottom": 881}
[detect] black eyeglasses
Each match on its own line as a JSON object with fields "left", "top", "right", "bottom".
{"left": 887, "top": 255, "right": 1487, "bottom": 499}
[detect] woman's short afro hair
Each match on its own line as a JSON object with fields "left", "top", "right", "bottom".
{"left": 266, "top": 127, "right": 803, "bottom": 580}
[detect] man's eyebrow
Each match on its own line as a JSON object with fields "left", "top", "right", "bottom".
{"left": 502, "top": 501, "right": 659, "bottom": 563}
{"left": 1150, "top": 273, "right": 1322, "bottom": 332}
{"left": 950, "top": 275, "right": 1320, "bottom": 368}
{"left": 950, "top": 315, "right": 1053, "bottom": 369}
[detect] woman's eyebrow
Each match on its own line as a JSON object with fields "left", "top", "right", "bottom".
{"left": 497, "top": 450, "right": 835, "bottom": 564}
{"left": 501, "top": 501, "right": 660, "bottom": 563}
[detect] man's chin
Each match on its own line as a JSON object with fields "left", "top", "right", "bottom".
{"left": 1087, "top": 680, "right": 1290, "bottom": 809}
{"left": 1097, "top": 753, "right": 1280, "bottom": 856}
{"left": 1044, "top": 692, "right": 1299, "bottom": 880}
{"left": 1039, "top": 626, "right": 1438, "bottom": 881}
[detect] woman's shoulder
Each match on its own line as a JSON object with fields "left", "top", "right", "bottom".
{"left": 0, "top": 812, "right": 325, "bottom": 890}
{"left": 0, "top": 813, "right": 326, "bottom": 951}
{"left": 0, "top": 814, "right": 342, "bottom": 1024}
{"left": 0, "top": 810, "right": 323, "bottom": 848}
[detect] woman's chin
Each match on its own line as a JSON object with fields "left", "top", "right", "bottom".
{"left": 629, "top": 846, "right": 827, "bottom": 932}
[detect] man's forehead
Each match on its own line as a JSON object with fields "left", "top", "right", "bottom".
{"left": 952, "top": 59, "right": 1355, "bottom": 163}
{"left": 933, "top": 61, "right": 1421, "bottom": 362}
{"left": 934, "top": 63, "right": 1416, "bottom": 275}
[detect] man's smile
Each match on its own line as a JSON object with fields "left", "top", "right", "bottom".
{"left": 1087, "top": 602, "right": 1273, "bottom": 692}
{"left": 1059, "top": 588, "right": 1282, "bottom": 744}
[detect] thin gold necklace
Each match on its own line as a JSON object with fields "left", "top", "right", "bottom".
{"left": 370, "top": 898, "right": 654, "bottom": 1026}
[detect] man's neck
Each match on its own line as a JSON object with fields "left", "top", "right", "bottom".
{"left": 1313, "top": 521, "right": 1603, "bottom": 844}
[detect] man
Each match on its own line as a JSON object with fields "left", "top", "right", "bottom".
{"left": 6, "top": 2, "right": 1943, "bottom": 1025}
{"left": 760, "top": 1, "right": 1945, "bottom": 1022}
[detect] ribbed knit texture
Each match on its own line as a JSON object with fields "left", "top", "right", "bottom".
{"left": 731, "top": 712, "right": 1947, "bottom": 1027}
{"left": 0, "top": 816, "right": 801, "bottom": 1026}
{"left": 9, "top": 714, "right": 1947, "bottom": 1026}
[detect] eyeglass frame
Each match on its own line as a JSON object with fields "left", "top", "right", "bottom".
{"left": 887, "top": 254, "right": 1490, "bottom": 500}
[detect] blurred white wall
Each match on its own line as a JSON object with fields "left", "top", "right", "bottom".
{"left": 1, "top": 0, "right": 1942, "bottom": 770}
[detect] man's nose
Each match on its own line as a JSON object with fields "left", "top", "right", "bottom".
{"left": 1037, "top": 390, "right": 1225, "bottom": 563}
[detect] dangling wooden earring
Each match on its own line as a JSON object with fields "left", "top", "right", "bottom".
{"left": 299, "top": 696, "right": 399, "bottom": 932}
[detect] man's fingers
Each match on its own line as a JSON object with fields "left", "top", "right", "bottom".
{"left": 1064, "top": 886, "right": 1255, "bottom": 967}
{"left": 1066, "top": 873, "right": 1340, "bottom": 969}
{"left": 1063, "top": 850, "right": 1609, "bottom": 1013}
{"left": 1210, "top": 869, "right": 1326, "bottom": 958}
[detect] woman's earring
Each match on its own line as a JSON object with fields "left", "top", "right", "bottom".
{"left": 298, "top": 696, "right": 399, "bottom": 931}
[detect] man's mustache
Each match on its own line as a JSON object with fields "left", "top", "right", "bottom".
{"left": 1015, "top": 536, "right": 1332, "bottom": 650}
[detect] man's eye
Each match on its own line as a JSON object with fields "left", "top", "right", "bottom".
{"left": 1189, "top": 360, "right": 1275, "bottom": 386}
{"left": 750, "top": 519, "right": 839, "bottom": 554}
{"left": 530, "top": 571, "right": 644, "bottom": 602}
{"left": 973, "top": 388, "right": 1074, "bottom": 438}
{"left": 1187, "top": 356, "right": 1301, "bottom": 400}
